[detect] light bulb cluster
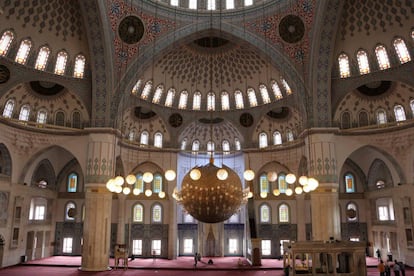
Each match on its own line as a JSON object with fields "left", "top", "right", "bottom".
{"left": 268, "top": 172, "right": 319, "bottom": 197}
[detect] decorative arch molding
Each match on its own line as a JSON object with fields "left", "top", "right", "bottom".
{"left": 0, "top": 143, "right": 12, "bottom": 177}
{"left": 367, "top": 158, "right": 393, "bottom": 190}
{"left": 31, "top": 159, "right": 56, "bottom": 190}
{"left": 55, "top": 158, "right": 84, "bottom": 193}
{"left": 340, "top": 158, "right": 367, "bottom": 192}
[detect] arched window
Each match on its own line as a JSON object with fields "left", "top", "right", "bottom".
{"left": 376, "top": 109, "right": 387, "bottom": 125}
{"left": 393, "top": 38, "right": 411, "bottom": 64}
{"left": 234, "top": 90, "right": 244, "bottom": 109}
{"left": 278, "top": 173, "right": 287, "bottom": 193}
{"left": 207, "top": 0, "right": 216, "bottom": 10}
{"left": 259, "top": 132, "right": 268, "bottom": 148}
{"left": 394, "top": 105, "right": 406, "bottom": 122}
{"left": 55, "top": 111, "right": 65, "bottom": 126}
{"left": 18, "top": 105, "right": 30, "bottom": 121}
{"left": 346, "top": 202, "right": 358, "bottom": 222}
{"left": 54, "top": 51, "right": 68, "bottom": 75}
{"left": 207, "top": 141, "right": 215, "bottom": 153}
{"left": 247, "top": 88, "right": 258, "bottom": 107}
{"left": 192, "top": 140, "right": 200, "bottom": 152}
{"left": 244, "top": 0, "right": 253, "bottom": 6}
{"left": 410, "top": 99, "right": 414, "bottom": 116}
{"left": 2, "top": 99, "right": 15, "bottom": 118}
{"left": 375, "top": 45, "right": 390, "bottom": 70}
{"left": 29, "top": 197, "right": 47, "bottom": 220}
{"left": 35, "top": 46, "right": 50, "bottom": 71}
{"left": 341, "top": 111, "right": 351, "bottom": 129}
{"left": 271, "top": 80, "right": 283, "bottom": 99}
{"left": 165, "top": 88, "right": 175, "bottom": 107}
{"left": 181, "top": 138, "right": 187, "bottom": 150}
{"left": 65, "top": 202, "right": 76, "bottom": 221}
{"left": 222, "top": 140, "right": 230, "bottom": 154}
{"left": 226, "top": 0, "right": 234, "bottom": 9}
{"left": 221, "top": 91, "right": 230, "bottom": 111}
{"left": 356, "top": 50, "right": 370, "bottom": 75}
{"left": 15, "top": 39, "right": 32, "bottom": 64}
{"left": 67, "top": 173, "right": 78, "bottom": 192}
{"left": 133, "top": 204, "right": 144, "bottom": 222}
{"left": 170, "top": 0, "right": 178, "bottom": 6}
{"left": 128, "top": 130, "right": 136, "bottom": 141}
{"left": 152, "top": 173, "right": 163, "bottom": 193}
{"left": 260, "top": 204, "right": 271, "bottom": 223}
{"left": 152, "top": 84, "right": 164, "bottom": 104}
{"left": 207, "top": 92, "right": 215, "bottom": 111}
{"left": 281, "top": 78, "right": 292, "bottom": 95}
{"left": 260, "top": 173, "right": 269, "bottom": 194}
{"left": 0, "top": 30, "right": 14, "bottom": 56}
{"left": 73, "top": 54, "right": 86, "bottom": 78}
{"left": 141, "top": 80, "right": 153, "bottom": 100}
{"left": 279, "top": 203, "right": 289, "bottom": 223}
{"left": 358, "top": 111, "right": 369, "bottom": 127}
{"left": 131, "top": 79, "right": 142, "bottom": 95}
{"left": 192, "top": 91, "right": 201, "bottom": 110}
{"left": 345, "top": 173, "right": 355, "bottom": 193}
{"left": 154, "top": 132, "right": 163, "bottom": 148}
{"left": 234, "top": 138, "right": 241, "bottom": 151}
{"left": 134, "top": 173, "right": 144, "bottom": 194}
{"left": 273, "top": 131, "right": 282, "bottom": 145}
{"left": 189, "top": 0, "right": 197, "bottom": 9}
{"left": 178, "top": 90, "right": 188, "bottom": 109}
{"left": 72, "top": 111, "right": 81, "bottom": 128}
{"left": 152, "top": 204, "right": 162, "bottom": 223}
{"left": 140, "top": 131, "right": 149, "bottom": 145}
{"left": 259, "top": 84, "right": 271, "bottom": 104}
{"left": 286, "top": 129, "right": 294, "bottom": 142}
{"left": 338, "top": 53, "right": 351, "bottom": 78}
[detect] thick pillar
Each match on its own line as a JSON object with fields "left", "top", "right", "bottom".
{"left": 307, "top": 132, "right": 341, "bottom": 241}
{"left": 81, "top": 132, "right": 116, "bottom": 271}
{"left": 296, "top": 194, "right": 306, "bottom": 241}
{"left": 116, "top": 195, "right": 126, "bottom": 245}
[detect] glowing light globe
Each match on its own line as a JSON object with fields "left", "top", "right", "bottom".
{"left": 303, "top": 185, "right": 311, "bottom": 193}
{"left": 125, "top": 174, "right": 137, "bottom": 185}
{"left": 286, "top": 173, "right": 296, "bottom": 184}
{"left": 133, "top": 188, "right": 141, "bottom": 195}
{"left": 267, "top": 171, "right": 278, "bottom": 182}
{"left": 244, "top": 169, "right": 255, "bottom": 181}
{"left": 143, "top": 172, "right": 153, "bottom": 183}
{"left": 145, "top": 189, "right": 153, "bottom": 197}
{"left": 158, "top": 191, "right": 166, "bottom": 198}
{"left": 190, "top": 168, "right": 201, "bottom": 180}
{"left": 122, "top": 186, "right": 131, "bottom": 195}
{"left": 285, "top": 188, "right": 293, "bottom": 196}
{"left": 114, "top": 185, "right": 123, "bottom": 194}
{"left": 273, "top": 189, "right": 281, "bottom": 196}
{"left": 165, "top": 170, "right": 176, "bottom": 181}
{"left": 115, "top": 176, "right": 125, "bottom": 186}
{"left": 260, "top": 191, "right": 268, "bottom": 198}
{"left": 295, "top": 186, "right": 303, "bottom": 194}
{"left": 308, "top": 177, "right": 319, "bottom": 190}
{"left": 217, "top": 168, "right": 229, "bottom": 180}
{"left": 298, "top": 176, "right": 308, "bottom": 186}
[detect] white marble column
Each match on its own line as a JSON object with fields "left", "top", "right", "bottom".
{"left": 116, "top": 194, "right": 126, "bottom": 245}
{"left": 295, "top": 194, "right": 307, "bottom": 241}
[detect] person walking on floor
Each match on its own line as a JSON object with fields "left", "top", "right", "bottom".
{"left": 397, "top": 260, "right": 405, "bottom": 276}
{"left": 194, "top": 252, "right": 198, "bottom": 268}
{"left": 393, "top": 261, "right": 401, "bottom": 276}
{"left": 385, "top": 261, "right": 391, "bottom": 276}
{"left": 377, "top": 260, "right": 385, "bottom": 276}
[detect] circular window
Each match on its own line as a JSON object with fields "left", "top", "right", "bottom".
{"left": 279, "top": 15, "right": 305, "bottom": 44}
{"left": 118, "top": 16, "right": 145, "bottom": 44}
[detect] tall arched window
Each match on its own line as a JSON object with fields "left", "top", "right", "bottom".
{"left": 2, "top": 99, "right": 15, "bottom": 118}
{"left": 189, "top": 0, "right": 197, "bottom": 9}
{"left": 72, "top": 111, "right": 81, "bottom": 128}
{"left": 234, "top": 90, "right": 244, "bottom": 109}
{"left": 154, "top": 132, "right": 163, "bottom": 148}
{"left": 134, "top": 173, "right": 144, "bottom": 194}
{"left": 279, "top": 203, "right": 289, "bottom": 223}
{"left": 0, "top": 30, "right": 14, "bottom": 56}
{"left": 376, "top": 109, "right": 387, "bottom": 125}
{"left": 140, "top": 131, "right": 149, "bottom": 145}
{"left": 152, "top": 84, "right": 164, "bottom": 104}
{"left": 35, "top": 46, "right": 50, "bottom": 71}
{"left": 207, "top": 92, "right": 215, "bottom": 111}
{"left": 54, "top": 51, "right": 68, "bottom": 75}
{"left": 244, "top": 0, "right": 253, "bottom": 6}
{"left": 226, "top": 0, "right": 234, "bottom": 9}
{"left": 65, "top": 202, "right": 76, "bottom": 221}
{"left": 278, "top": 173, "right": 287, "bottom": 193}
{"left": 170, "top": 0, "right": 178, "bottom": 6}
{"left": 259, "top": 84, "right": 271, "bottom": 104}
{"left": 247, "top": 88, "right": 258, "bottom": 107}
{"left": 286, "top": 129, "right": 294, "bottom": 142}
{"left": 375, "top": 45, "right": 390, "bottom": 70}
{"left": 234, "top": 138, "right": 241, "bottom": 151}
{"left": 271, "top": 80, "right": 283, "bottom": 99}
{"left": 67, "top": 173, "right": 78, "bottom": 192}
{"left": 345, "top": 173, "right": 355, "bottom": 193}
{"left": 346, "top": 202, "right": 358, "bottom": 222}
{"left": 152, "top": 204, "right": 162, "bottom": 223}
{"left": 29, "top": 197, "right": 47, "bottom": 220}
{"left": 394, "top": 105, "right": 406, "bottom": 122}
{"left": 222, "top": 140, "right": 230, "bottom": 154}
{"left": 207, "top": 0, "right": 216, "bottom": 10}
{"left": 181, "top": 138, "right": 187, "bottom": 150}
{"left": 221, "top": 91, "right": 230, "bottom": 111}
{"left": 273, "top": 131, "right": 282, "bottom": 145}
{"left": 341, "top": 111, "right": 351, "bottom": 129}
{"left": 192, "top": 91, "right": 201, "bottom": 110}
{"left": 152, "top": 173, "right": 163, "bottom": 193}
{"left": 393, "top": 38, "right": 411, "bottom": 64}
{"left": 15, "top": 39, "right": 32, "bottom": 64}
{"left": 281, "top": 78, "right": 292, "bottom": 95}
{"left": 133, "top": 204, "right": 144, "bottom": 222}
{"left": 18, "top": 105, "right": 30, "bottom": 121}
{"left": 338, "top": 53, "right": 351, "bottom": 78}
{"left": 207, "top": 141, "right": 215, "bottom": 153}
{"left": 128, "top": 130, "right": 136, "bottom": 141}
{"left": 192, "top": 140, "right": 200, "bottom": 152}
{"left": 410, "top": 99, "right": 414, "bottom": 116}
{"left": 260, "top": 204, "right": 271, "bottom": 223}
{"left": 165, "top": 88, "right": 175, "bottom": 107}
{"left": 260, "top": 173, "right": 269, "bottom": 194}
{"left": 259, "top": 132, "right": 268, "bottom": 148}
{"left": 356, "top": 50, "right": 370, "bottom": 75}
{"left": 178, "top": 90, "right": 188, "bottom": 109}
{"left": 358, "top": 111, "right": 369, "bottom": 127}
{"left": 141, "top": 80, "right": 153, "bottom": 100}
{"left": 73, "top": 54, "right": 86, "bottom": 78}
{"left": 131, "top": 79, "right": 142, "bottom": 95}
{"left": 55, "top": 111, "right": 65, "bottom": 126}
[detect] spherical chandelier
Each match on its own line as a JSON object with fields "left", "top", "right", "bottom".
{"left": 173, "top": 159, "right": 249, "bottom": 223}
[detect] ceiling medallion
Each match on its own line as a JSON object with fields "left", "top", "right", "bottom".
{"left": 169, "top": 113, "right": 183, "bottom": 128}
{"left": 0, "top": 65, "right": 10, "bottom": 84}
{"left": 118, "top": 16, "right": 144, "bottom": 44}
{"left": 240, "top": 113, "right": 254, "bottom": 127}
{"left": 279, "top": 15, "right": 305, "bottom": 44}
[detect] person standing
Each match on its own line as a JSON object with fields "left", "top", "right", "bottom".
{"left": 398, "top": 260, "right": 405, "bottom": 276}
{"left": 194, "top": 252, "right": 198, "bottom": 268}
{"left": 376, "top": 249, "right": 382, "bottom": 261}
{"left": 377, "top": 260, "right": 385, "bottom": 276}
{"left": 385, "top": 261, "right": 391, "bottom": 276}
{"left": 393, "top": 261, "right": 401, "bottom": 276}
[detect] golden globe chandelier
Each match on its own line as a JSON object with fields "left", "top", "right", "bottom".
{"left": 262, "top": 171, "right": 319, "bottom": 198}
